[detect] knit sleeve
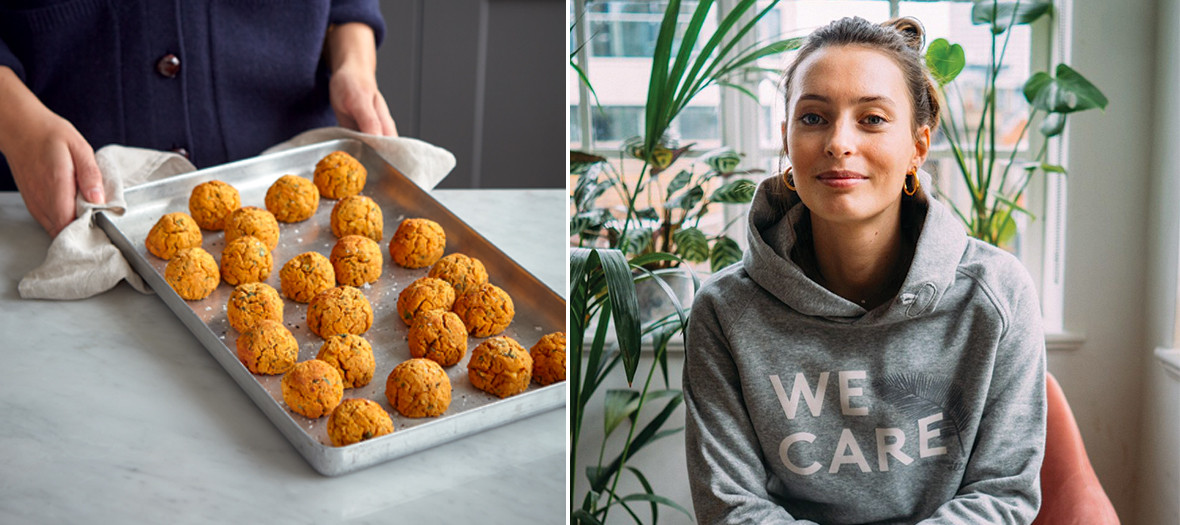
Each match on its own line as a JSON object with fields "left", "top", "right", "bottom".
{"left": 0, "top": 34, "right": 25, "bottom": 81}
{"left": 683, "top": 285, "right": 819, "bottom": 525}
{"left": 329, "top": 0, "right": 386, "bottom": 47}
{"left": 918, "top": 264, "right": 1046, "bottom": 524}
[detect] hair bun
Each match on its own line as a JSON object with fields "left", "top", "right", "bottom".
{"left": 883, "top": 17, "right": 925, "bottom": 52}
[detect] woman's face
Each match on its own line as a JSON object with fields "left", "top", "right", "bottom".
{"left": 784, "top": 45, "right": 930, "bottom": 227}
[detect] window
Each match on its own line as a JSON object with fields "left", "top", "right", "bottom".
{"left": 570, "top": 0, "right": 1068, "bottom": 332}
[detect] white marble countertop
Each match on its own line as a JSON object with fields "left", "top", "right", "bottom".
{"left": 0, "top": 189, "right": 566, "bottom": 524}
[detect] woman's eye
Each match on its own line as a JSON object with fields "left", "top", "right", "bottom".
{"left": 863, "top": 115, "right": 887, "bottom": 125}
{"left": 800, "top": 113, "right": 824, "bottom": 126}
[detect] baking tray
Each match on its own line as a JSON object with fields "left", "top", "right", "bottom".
{"left": 95, "top": 139, "right": 566, "bottom": 476}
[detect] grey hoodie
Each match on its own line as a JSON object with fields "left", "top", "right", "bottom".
{"left": 683, "top": 174, "right": 1046, "bottom": 524}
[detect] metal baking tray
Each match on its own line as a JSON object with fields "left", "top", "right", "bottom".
{"left": 95, "top": 138, "right": 566, "bottom": 476}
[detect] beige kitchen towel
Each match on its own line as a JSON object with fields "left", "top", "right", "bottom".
{"left": 19, "top": 127, "right": 455, "bottom": 300}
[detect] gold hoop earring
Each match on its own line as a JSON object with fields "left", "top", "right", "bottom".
{"left": 904, "top": 169, "right": 920, "bottom": 196}
{"left": 784, "top": 167, "right": 796, "bottom": 191}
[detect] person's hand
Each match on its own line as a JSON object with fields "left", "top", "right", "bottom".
{"left": 325, "top": 22, "right": 397, "bottom": 137}
{"left": 8, "top": 114, "right": 103, "bottom": 237}
{"left": 330, "top": 62, "right": 397, "bottom": 136}
{"left": 0, "top": 66, "right": 103, "bottom": 237}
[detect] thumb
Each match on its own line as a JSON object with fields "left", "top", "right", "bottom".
{"left": 71, "top": 140, "right": 104, "bottom": 205}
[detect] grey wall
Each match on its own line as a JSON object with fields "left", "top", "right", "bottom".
{"left": 376, "top": 0, "right": 565, "bottom": 189}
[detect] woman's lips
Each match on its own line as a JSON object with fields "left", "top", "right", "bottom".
{"left": 815, "top": 170, "right": 868, "bottom": 188}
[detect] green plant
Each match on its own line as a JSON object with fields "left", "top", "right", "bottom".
{"left": 924, "top": 0, "right": 1107, "bottom": 246}
{"left": 571, "top": 248, "right": 696, "bottom": 525}
{"left": 572, "top": 145, "right": 758, "bottom": 271}
{"left": 569, "top": 0, "right": 801, "bottom": 270}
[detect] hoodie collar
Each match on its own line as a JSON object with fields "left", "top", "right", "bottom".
{"left": 742, "top": 172, "right": 968, "bottom": 324}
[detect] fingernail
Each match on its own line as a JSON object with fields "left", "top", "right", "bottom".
{"left": 85, "top": 187, "right": 105, "bottom": 204}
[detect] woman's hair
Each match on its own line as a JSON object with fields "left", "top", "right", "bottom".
{"left": 782, "top": 16, "right": 941, "bottom": 135}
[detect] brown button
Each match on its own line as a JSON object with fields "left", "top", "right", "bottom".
{"left": 171, "top": 147, "right": 189, "bottom": 159}
{"left": 156, "top": 54, "right": 180, "bottom": 78}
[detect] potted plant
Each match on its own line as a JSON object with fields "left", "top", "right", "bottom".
{"left": 570, "top": 0, "right": 801, "bottom": 271}
{"left": 923, "top": 0, "right": 1107, "bottom": 246}
{"left": 569, "top": 1, "right": 798, "bottom": 523}
{"left": 571, "top": 248, "right": 693, "bottom": 525}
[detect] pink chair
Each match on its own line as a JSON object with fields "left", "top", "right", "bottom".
{"left": 1032, "top": 373, "right": 1120, "bottom": 525}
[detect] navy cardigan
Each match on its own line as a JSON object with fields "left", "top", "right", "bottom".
{"left": 0, "top": 0, "right": 385, "bottom": 191}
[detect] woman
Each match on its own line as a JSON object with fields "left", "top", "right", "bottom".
{"left": 0, "top": 0, "right": 396, "bottom": 237}
{"left": 683, "top": 17, "right": 1046, "bottom": 524}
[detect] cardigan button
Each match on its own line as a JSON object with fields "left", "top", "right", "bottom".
{"left": 156, "top": 54, "right": 181, "bottom": 78}
{"left": 170, "top": 147, "right": 189, "bottom": 159}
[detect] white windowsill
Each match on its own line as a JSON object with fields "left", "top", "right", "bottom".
{"left": 1155, "top": 347, "right": 1180, "bottom": 381}
{"left": 1046, "top": 331, "right": 1086, "bottom": 352}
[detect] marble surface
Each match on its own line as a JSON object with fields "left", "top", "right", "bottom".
{"left": 0, "top": 189, "right": 567, "bottom": 524}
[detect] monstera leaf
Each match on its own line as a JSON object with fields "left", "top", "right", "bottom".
{"left": 925, "top": 38, "right": 966, "bottom": 86}
{"left": 970, "top": 0, "right": 1053, "bottom": 34}
{"left": 1023, "top": 64, "right": 1108, "bottom": 115}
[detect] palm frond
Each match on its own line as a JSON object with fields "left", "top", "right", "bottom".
{"left": 874, "top": 373, "right": 970, "bottom": 453}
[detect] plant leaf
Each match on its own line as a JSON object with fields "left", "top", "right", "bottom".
{"left": 665, "top": 170, "right": 693, "bottom": 200}
{"left": 634, "top": 207, "right": 660, "bottom": 222}
{"left": 993, "top": 193, "right": 1036, "bottom": 220}
{"left": 571, "top": 151, "right": 607, "bottom": 175}
{"left": 595, "top": 249, "right": 643, "bottom": 383}
{"left": 716, "top": 80, "right": 760, "bottom": 103}
{"left": 623, "top": 136, "right": 646, "bottom": 161}
{"left": 1052, "top": 64, "right": 1109, "bottom": 112}
{"left": 647, "top": 315, "right": 683, "bottom": 387}
{"left": 595, "top": 392, "right": 685, "bottom": 486}
{"left": 1039, "top": 112, "right": 1066, "bottom": 137}
{"left": 615, "top": 493, "right": 695, "bottom": 519}
{"left": 604, "top": 389, "right": 642, "bottom": 438}
{"left": 1040, "top": 163, "right": 1067, "bottom": 174}
{"left": 709, "top": 236, "right": 742, "bottom": 272}
{"left": 700, "top": 147, "right": 742, "bottom": 174}
{"left": 1026, "top": 65, "right": 1108, "bottom": 114}
{"left": 573, "top": 179, "right": 610, "bottom": 212}
{"left": 1022, "top": 71, "right": 1053, "bottom": 105}
{"left": 925, "top": 38, "right": 966, "bottom": 86}
{"left": 571, "top": 509, "right": 603, "bottom": 525}
{"left": 571, "top": 209, "right": 612, "bottom": 237}
{"left": 666, "top": 185, "right": 705, "bottom": 211}
{"left": 713, "top": 37, "right": 804, "bottom": 78}
{"left": 619, "top": 227, "right": 653, "bottom": 257}
{"left": 644, "top": 0, "right": 684, "bottom": 159}
{"left": 673, "top": 227, "right": 709, "bottom": 263}
{"left": 569, "top": 61, "right": 604, "bottom": 112}
{"left": 997, "top": 213, "right": 1018, "bottom": 246}
{"left": 710, "top": 178, "right": 756, "bottom": 203}
{"left": 971, "top": 0, "right": 1053, "bottom": 34}
{"left": 624, "top": 467, "right": 661, "bottom": 524}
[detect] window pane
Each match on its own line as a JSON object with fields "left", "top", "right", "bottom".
{"left": 571, "top": 105, "right": 581, "bottom": 147}
{"left": 675, "top": 106, "right": 720, "bottom": 146}
{"left": 593, "top": 106, "right": 645, "bottom": 143}
{"left": 587, "top": 1, "right": 706, "bottom": 58}
{"left": 899, "top": 1, "right": 1032, "bottom": 153}
{"left": 571, "top": 1, "right": 722, "bottom": 151}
